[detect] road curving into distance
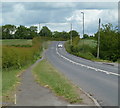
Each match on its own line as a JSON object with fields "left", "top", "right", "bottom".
{"left": 45, "top": 41, "right": 118, "bottom": 106}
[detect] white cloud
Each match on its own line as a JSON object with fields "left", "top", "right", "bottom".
{"left": 1, "top": 0, "right": 119, "bottom": 2}
{"left": 1, "top": 2, "right": 118, "bottom": 36}
{"left": 65, "top": 9, "right": 118, "bottom": 36}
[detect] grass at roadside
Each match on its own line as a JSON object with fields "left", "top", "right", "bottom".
{"left": 32, "top": 59, "right": 82, "bottom": 104}
{"left": 78, "top": 39, "right": 97, "bottom": 48}
{"left": 2, "top": 37, "right": 43, "bottom": 105}
{"left": 65, "top": 40, "right": 96, "bottom": 60}
{"left": 65, "top": 39, "right": 116, "bottom": 63}
{"left": 2, "top": 66, "right": 29, "bottom": 105}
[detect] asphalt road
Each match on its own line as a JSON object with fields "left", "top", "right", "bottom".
{"left": 45, "top": 41, "right": 119, "bottom": 106}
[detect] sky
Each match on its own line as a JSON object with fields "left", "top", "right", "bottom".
{"left": 1, "top": 1, "right": 119, "bottom": 36}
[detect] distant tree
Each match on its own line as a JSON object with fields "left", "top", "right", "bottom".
{"left": 15, "top": 25, "right": 28, "bottom": 39}
{"left": 30, "top": 26, "right": 37, "bottom": 32}
{"left": 69, "top": 30, "right": 79, "bottom": 38}
{"left": 39, "top": 26, "right": 52, "bottom": 37}
{"left": 2, "top": 24, "right": 16, "bottom": 39}
{"left": 29, "top": 26, "right": 38, "bottom": 37}
{"left": 83, "top": 34, "right": 89, "bottom": 39}
{"left": 53, "top": 31, "right": 62, "bottom": 38}
{"left": 61, "top": 31, "right": 70, "bottom": 39}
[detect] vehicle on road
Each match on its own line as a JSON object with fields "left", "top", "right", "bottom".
{"left": 57, "top": 43, "right": 63, "bottom": 48}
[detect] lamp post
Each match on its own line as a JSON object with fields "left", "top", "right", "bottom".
{"left": 70, "top": 23, "right": 72, "bottom": 45}
{"left": 97, "top": 18, "right": 101, "bottom": 59}
{"left": 81, "top": 12, "right": 84, "bottom": 52}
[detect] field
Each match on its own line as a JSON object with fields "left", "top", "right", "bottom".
{"left": 0, "top": 39, "right": 32, "bottom": 45}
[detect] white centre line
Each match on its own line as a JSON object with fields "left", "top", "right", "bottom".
{"left": 56, "top": 47, "right": 119, "bottom": 77}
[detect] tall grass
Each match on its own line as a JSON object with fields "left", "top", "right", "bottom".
{"left": 65, "top": 39, "right": 97, "bottom": 60}
{"left": 2, "top": 37, "right": 43, "bottom": 69}
{"left": 2, "top": 37, "right": 44, "bottom": 105}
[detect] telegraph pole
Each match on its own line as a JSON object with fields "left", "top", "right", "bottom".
{"left": 70, "top": 23, "right": 72, "bottom": 45}
{"left": 39, "top": 23, "right": 41, "bottom": 33}
{"left": 97, "top": 18, "right": 101, "bottom": 59}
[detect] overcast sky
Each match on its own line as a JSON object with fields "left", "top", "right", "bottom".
{"left": 1, "top": 1, "right": 118, "bottom": 36}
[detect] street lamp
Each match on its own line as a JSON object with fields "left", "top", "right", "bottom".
{"left": 81, "top": 12, "right": 84, "bottom": 52}
{"left": 97, "top": 18, "right": 101, "bottom": 59}
{"left": 70, "top": 23, "right": 72, "bottom": 45}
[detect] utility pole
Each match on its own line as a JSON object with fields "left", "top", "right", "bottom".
{"left": 70, "top": 23, "right": 72, "bottom": 45}
{"left": 39, "top": 23, "right": 41, "bottom": 33}
{"left": 81, "top": 12, "right": 84, "bottom": 52}
{"left": 97, "top": 18, "right": 101, "bottom": 59}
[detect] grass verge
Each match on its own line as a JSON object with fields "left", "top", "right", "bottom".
{"left": 2, "top": 66, "right": 30, "bottom": 105}
{"left": 32, "top": 59, "right": 82, "bottom": 104}
{"left": 65, "top": 39, "right": 116, "bottom": 63}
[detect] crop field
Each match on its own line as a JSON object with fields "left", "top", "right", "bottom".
{"left": 0, "top": 39, "right": 32, "bottom": 45}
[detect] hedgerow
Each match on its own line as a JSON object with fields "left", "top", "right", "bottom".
{"left": 2, "top": 37, "right": 43, "bottom": 69}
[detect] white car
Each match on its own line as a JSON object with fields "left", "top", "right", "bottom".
{"left": 57, "top": 43, "right": 63, "bottom": 48}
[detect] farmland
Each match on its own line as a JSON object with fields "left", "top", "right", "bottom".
{"left": 1, "top": 39, "right": 32, "bottom": 45}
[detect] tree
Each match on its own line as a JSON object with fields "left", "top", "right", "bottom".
{"left": 29, "top": 26, "right": 38, "bottom": 37}
{"left": 94, "top": 23, "right": 119, "bottom": 61}
{"left": 15, "top": 25, "right": 28, "bottom": 39}
{"left": 69, "top": 30, "right": 79, "bottom": 38}
{"left": 61, "top": 31, "right": 70, "bottom": 39}
{"left": 2, "top": 24, "right": 16, "bottom": 39}
{"left": 15, "top": 25, "right": 36, "bottom": 39}
{"left": 83, "top": 34, "right": 89, "bottom": 39}
{"left": 39, "top": 26, "right": 52, "bottom": 37}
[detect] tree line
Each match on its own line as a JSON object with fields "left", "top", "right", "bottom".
{"left": 1, "top": 24, "right": 80, "bottom": 40}
{"left": 1, "top": 23, "right": 119, "bottom": 62}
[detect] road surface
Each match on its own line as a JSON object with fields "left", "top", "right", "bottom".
{"left": 45, "top": 41, "right": 119, "bottom": 106}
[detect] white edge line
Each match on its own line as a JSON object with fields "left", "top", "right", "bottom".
{"left": 56, "top": 47, "right": 102, "bottom": 107}
{"left": 56, "top": 47, "right": 119, "bottom": 77}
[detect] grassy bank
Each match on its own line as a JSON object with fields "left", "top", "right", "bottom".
{"left": 65, "top": 38, "right": 117, "bottom": 63}
{"left": 65, "top": 39, "right": 97, "bottom": 61}
{"left": 33, "top": 59, "right": 82, "bottom": 104}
